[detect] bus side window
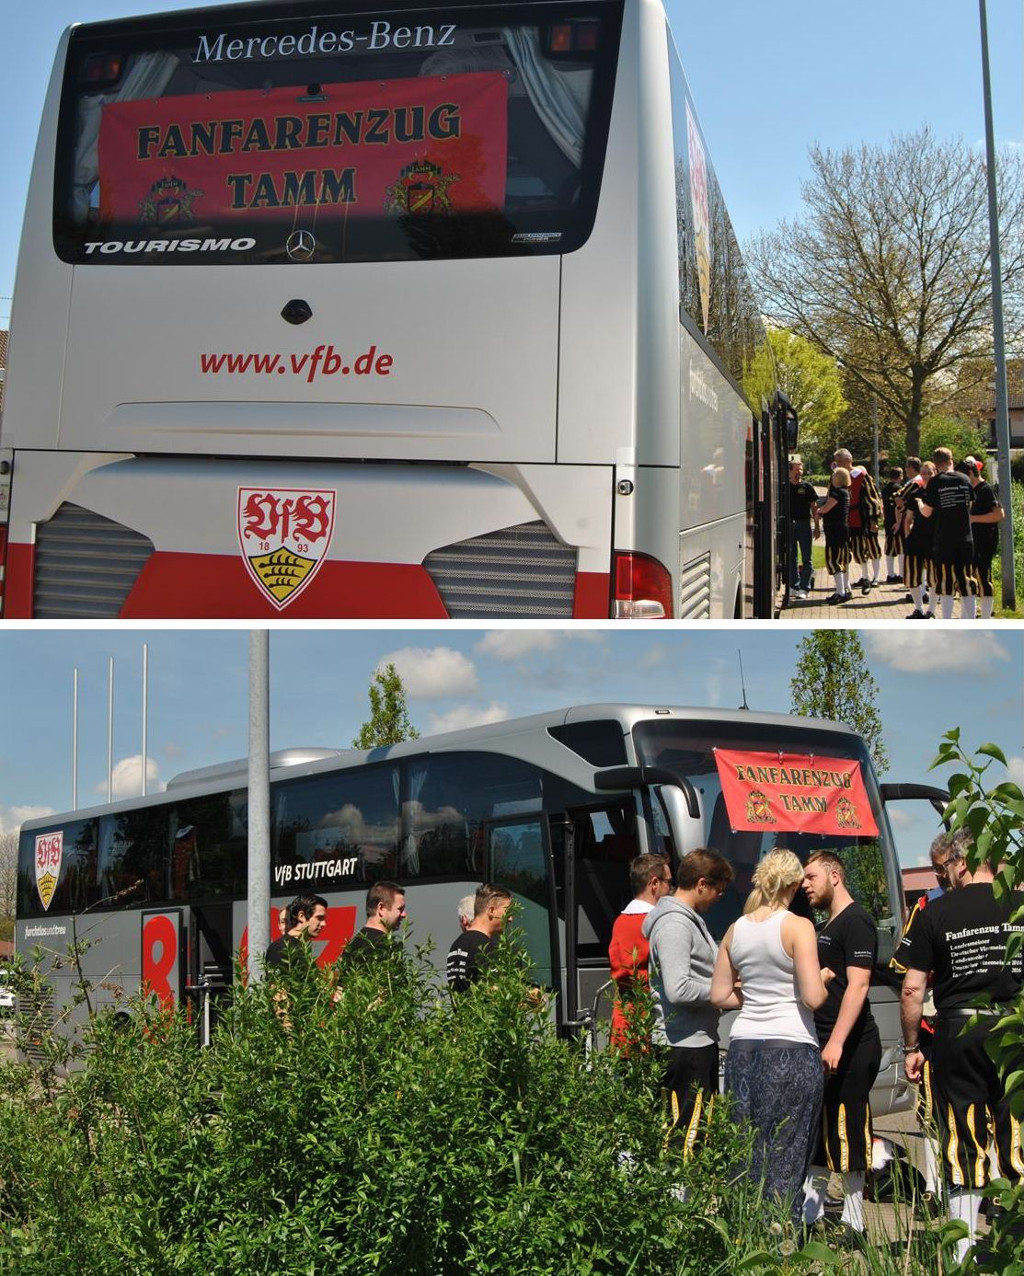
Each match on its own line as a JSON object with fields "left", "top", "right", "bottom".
{"left": 487, "top": 817, "right": 552, "bottom": 988}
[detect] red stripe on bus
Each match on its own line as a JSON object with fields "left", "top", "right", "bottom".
{"left": 3, "top": 541, "right": 36, "bottom": 618}
{"left": 4, "top": 541, "right": 610, "bottom": 619}
{"left": 572, "top": 570, "right": 612, "bottom": 619}
{"left": 119, "top": 553, "right": 451, "bottom": 618}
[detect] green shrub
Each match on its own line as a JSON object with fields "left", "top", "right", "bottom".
{"left": 0, "top": 935, "right": 947, "bottom": 1274}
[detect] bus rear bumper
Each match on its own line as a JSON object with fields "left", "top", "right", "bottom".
{"left": 4, "top": 453, "right": 614, "bottom": 620}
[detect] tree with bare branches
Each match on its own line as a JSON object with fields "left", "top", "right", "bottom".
{"left": 748, "top": 129, "right": 1024, "bottom": 458}
{"left": 0, "top": 831, "right": 17, "bottom": 940}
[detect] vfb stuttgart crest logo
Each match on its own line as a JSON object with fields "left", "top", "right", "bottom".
{"left": 237, "top": 488, "right": 336, "bottom": 609}
{"left": 35, "top": 831, "right": 63, "bottom": 912}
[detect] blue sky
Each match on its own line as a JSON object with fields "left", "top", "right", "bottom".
{"left": 0, "top": 626, "right": 1020, "bottom": 870}
{"left": 1, "top": 0, "right": 1021, "bottom": 325}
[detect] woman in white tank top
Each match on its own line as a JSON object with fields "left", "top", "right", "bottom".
{"left": 711, "top": 849, "right": 829, "bottom": 1228}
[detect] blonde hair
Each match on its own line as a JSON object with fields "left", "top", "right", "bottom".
{"left": 744, "top": 850, "right": 804, "bottom": 913}
{"left": 831, "top": 467, "right": 851, "bottom": 489}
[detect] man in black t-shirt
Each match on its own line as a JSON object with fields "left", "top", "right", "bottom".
{"left": 800, "top": 852, "right": 881, "bottom": 1239}
{"left": 917, "top": 447, "right": 977, "bottom": 619}
{"left": 967, "top": 459, "right": 1003, "bottom": 620}
{"left": 789, "top": 459, "right": 820, "bottom": 598}
{"left": 446, "top": 883, "right": 512, "bottom": 993}
{"left": 340, "top": 880, "right": 407, "bottom": 966}
{"left": 880, "top": 466, "right": 904, "bottom": 581}
{"left": 899, "top": 844, "right": 1023, "bottom": 1266}
{"left": 901, "top": 463, "right": 936, "bottom": 619}
{"left": 264, "top": 892, "right": 328, "bottom": 972}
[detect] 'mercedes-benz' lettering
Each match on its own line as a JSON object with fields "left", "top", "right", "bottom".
{"left": 193, "top": 22, "right": 456, "bottom": 63}
{"left": 82, "top": 237, "right": 256, "bottom": 256}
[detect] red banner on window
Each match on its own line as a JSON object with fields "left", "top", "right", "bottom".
{"left": 98, "top": 73, "right": 508, "bottom": 224}
{"left": 713, "top": 750, "right": 879, "bottom": 837}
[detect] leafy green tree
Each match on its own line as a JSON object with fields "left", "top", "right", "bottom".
{"left": 790, "top": 631, "right": 889, "bottom": 772}
{"left": 352, "top": 662, "right": 419, "bottom": 748}
{"left": 744, "top": 328, "right": 848, "bottom": 470}
{"left": 748, "top": 128, "right": 1024, "bottom": 458}
{"left": 916, "top": 413, "right": 990, "bottom": 465}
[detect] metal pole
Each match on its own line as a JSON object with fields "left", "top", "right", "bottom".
{"left": 141, "top": 643, "right": 149, "bottom": 796}
{"left": 107, "top": 656, "right": 114, "bottom": 804}
{"left": 979, "top": 0, "right": 1016, "bottom": 609}
{"left": 247, "top": 631, "right": 271, "bottom": 983}
{"left": 72, "top": 668, "right": 79, "bottom": 811}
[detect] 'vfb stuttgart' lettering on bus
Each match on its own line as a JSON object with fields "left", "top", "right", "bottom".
{"left": 193, "top": 21, "right": 457, "bottom": 63}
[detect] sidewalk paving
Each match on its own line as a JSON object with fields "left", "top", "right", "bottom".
{"left": 779, "top": 571, "right": 935, "bottom": 621}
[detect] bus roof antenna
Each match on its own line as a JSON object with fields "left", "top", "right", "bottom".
{"left": 738, "top": 649, "right": 750, "bottom": 711}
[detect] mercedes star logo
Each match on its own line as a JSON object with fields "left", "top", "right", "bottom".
{"left": 286, "top": 230, "right": 317, "bottom": 262}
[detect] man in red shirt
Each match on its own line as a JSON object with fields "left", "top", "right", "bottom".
{"left": 608, "top": 854, "right": 673, "bottom": 1052}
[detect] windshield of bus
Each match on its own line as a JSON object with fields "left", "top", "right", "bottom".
{"left": 633, "top": 719, "right": 901, "bottom": 955}
{"left": 54, "top": 0, "right": 622, "bottom": 266}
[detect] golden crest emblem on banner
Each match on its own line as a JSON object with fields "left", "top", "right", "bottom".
{"left": 835, "top": 796, "right": 862, "bottom": 830}
{"left": 745, "top": 789, "right": 777, "bottom": 826}
{"left": 139, "top": 176, "right": 204, "bottom": 225}
{"left": 385, "top": 160, "right": 459, "bottom": 214}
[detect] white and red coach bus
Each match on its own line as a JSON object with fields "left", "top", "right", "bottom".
{"left": 0, "top": 0, "right": 788, "bottom": 619}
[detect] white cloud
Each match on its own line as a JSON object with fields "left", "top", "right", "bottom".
{"left": 0, "top": 804, "right": 54, "bottom": 836}
{"left": 379, "top": 647, "right": 478, "bottom": 699}
{"left": 863, "top": 630, "right": 1011, "bottom": 676}
{"left": 475, "top": 629, "right": 606, "bottom": 662}
{"left": 426, "top": 703, "right": 510, "bottom": 734}
{"left": 886, "top": 806, "right": 913, "bottom": 829}
{"left": 94, "top": 755, "right": 164, "bottom": 799}
{"left": 1008, "top": 755, "right": 1024, "bottom": 789}
{"left": 476, "top": 630, "right": 564, "bottom": 660}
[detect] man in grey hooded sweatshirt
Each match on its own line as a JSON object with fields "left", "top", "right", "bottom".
{"left": 642, "top": 848, "right": 735, "bottom": 1154}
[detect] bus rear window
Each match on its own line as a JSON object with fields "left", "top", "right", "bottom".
{"left": 54, "top": 1, "right": 622, "bottom": 265}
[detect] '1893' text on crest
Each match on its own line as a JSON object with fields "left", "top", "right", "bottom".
{"left": 237, "top": 487, "right": 337, "bottom": 608}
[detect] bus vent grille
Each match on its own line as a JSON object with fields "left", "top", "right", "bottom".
{"left": 423, "top": 520, "right": 577, "bottom": 618}
{"left": 678, "top": 552, "right": 712, "bottom": 619}
{"left": 34, "top": 503, "right": 154, "bottom": 619}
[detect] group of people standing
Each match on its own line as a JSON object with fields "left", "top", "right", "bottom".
{"left": 609, "top": 844, "right": 1023, "bottom": 1262}
{"left": 789, "top": 447, "right": 1003, "bottom": 618}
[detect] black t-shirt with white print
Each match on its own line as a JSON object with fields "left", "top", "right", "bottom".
{"left": 923, "top": 470, "right": 974, "bottom": 563}
{"left": 898, "top": 883, "right": 1024, "bottom": 1013}
{"left": 814, "top": 901, "right": 878, "bottom": 1041}
{"left": 446, "top": 929, "right": 499, "bottom": 993}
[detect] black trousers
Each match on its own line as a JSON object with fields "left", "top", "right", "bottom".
{"left": 662, "top": 1042, "right": 719, "bottom": 1157}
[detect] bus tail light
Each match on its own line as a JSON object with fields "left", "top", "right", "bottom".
{"left": 612, "top": 552, "right": 673, "bottom": 619}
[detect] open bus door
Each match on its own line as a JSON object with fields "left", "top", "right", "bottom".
{"left": 774, "top": 394, "right": 799, "bottom": 611}
{"left": 555, "top": 769, "right": 705, "bottom": 1044}
{"left": 185, "top": 903, "right": 234, "bottom": 1045}
{"left": 753, "top": 393, "right": 798, "bottom": 617}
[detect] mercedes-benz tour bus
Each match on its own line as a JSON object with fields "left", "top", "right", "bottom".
{"left": 17, "top": 703, "right": 945, "bottom": 1114}
{"left": 0, "top": 0, "right": 787, "bottom": 620}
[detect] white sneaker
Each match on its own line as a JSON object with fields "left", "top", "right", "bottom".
{"left": 793, "top": 590, "right": 808, "bottom": 600}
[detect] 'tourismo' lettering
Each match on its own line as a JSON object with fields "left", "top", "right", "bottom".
{"left": 194, "top": 21, "right": 457, "bottom": 64}
{"left": 82, "top": 237, "right": 256, "bottom": 255}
